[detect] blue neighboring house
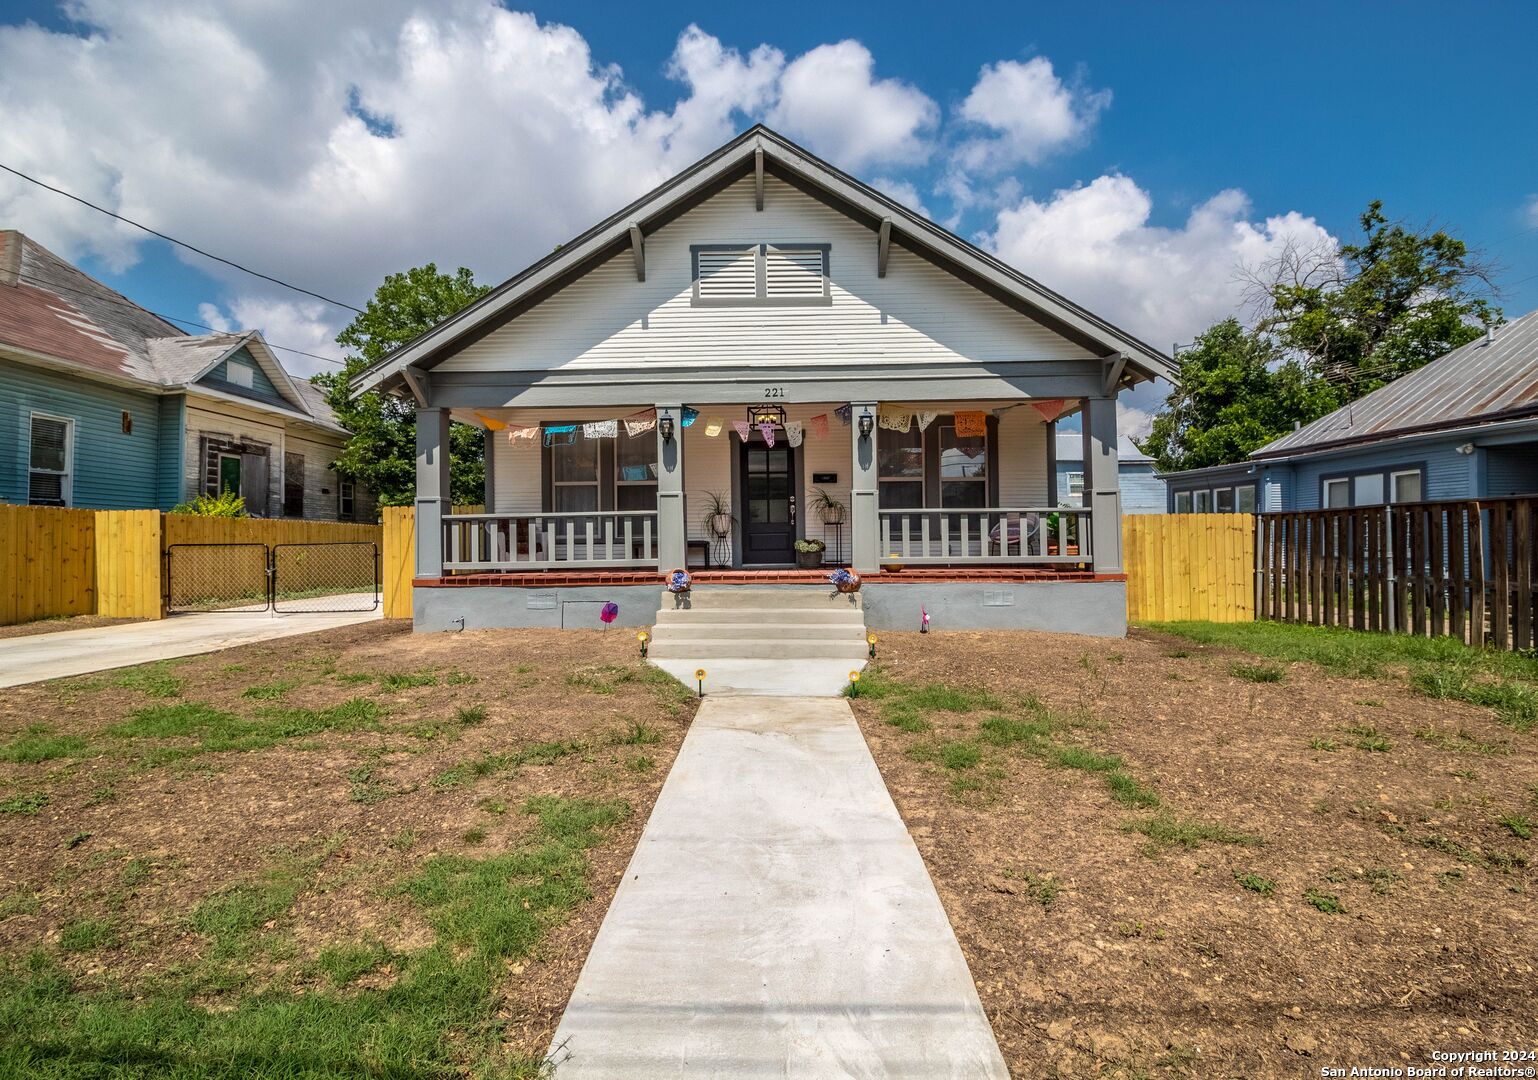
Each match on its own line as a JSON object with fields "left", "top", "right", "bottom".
{"left": 1053, "top": 429, "right": 1166, "bottom": 514}
{"left": 0, "top": 229, "right": 372, "bottom": 519}
{"left": 1162, "top": 309, "right": 1538, "bottom": 513}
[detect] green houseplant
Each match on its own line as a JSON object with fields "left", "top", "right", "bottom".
{"left": 810, "top": 487, "right": 846, "bottom": 525}
{"left": 701, "top": 491, "right": 734, "bottom": 538}
{"left": 794, "top": 537, "right": 827, "bottom": 569}
{"left": 170, "top": 490, "right": 248, "bottom": 517}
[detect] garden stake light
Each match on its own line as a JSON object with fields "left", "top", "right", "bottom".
{"left": 848, "top": 670, "right": 860, "bottom": 696}
{"left": 695, "top": 668, "right": 706, "bottom": 697}
{"left": 637, "top": 629, "right": 649, "bottom": 658}
{"left": 867, "top": 632, "right": 878, "bottom": 659}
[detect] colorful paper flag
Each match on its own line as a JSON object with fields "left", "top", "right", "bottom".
{"left": 623, "top": 409, "right": 657, "bottom": 437}
{"left": 583, "top": 419, "right": 617, "bottom": 439}
{"left": 878, "top": 404, "right": 912, "bottom": 432}
{"left": 507, "top": 425, "right": 540, "bottom": 442}
{"left": 1029, "top": 398, "right": 1073, "bottom": 423}
{"left": 809, "top": 413, "right": 829, "bottom": 439}
{"left": 953, "top": 411, "right": 987, "bottom": 438}
{"left": 786, "top": 421, "right": 804, "bottom": 447}
{"left": 474, "top": 412, "right": 506, "bottom": 431}
{"left": 732, "top": 420, "right": 751, "bottom": 440}
{"left": 916, "top": 411, "right": 938, "bottom": 432}
{"left": 835, "top": 404, "right": 852, "bottom": 426}
{"left": 758, "top": 422, "right": 776, "bottom": 447}
{"left": 704, "top": 416, "right": 723, "bottom": 436}
{"left": 681, "top": 406, "right": 700, "bottom": 427}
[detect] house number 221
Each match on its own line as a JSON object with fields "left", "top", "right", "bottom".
{"left": 763, "top": 387, "right": 785, "bottom": 398}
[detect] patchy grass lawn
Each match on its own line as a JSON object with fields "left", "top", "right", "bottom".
{"left": 849, "top": 624, "right": 1536, "bottom": 1078}
{"left": 0, "top": 621, "right": 694, "bottom": 1077}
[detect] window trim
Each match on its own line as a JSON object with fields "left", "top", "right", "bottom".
{"left": 338, "top": 477, "right": 355, "bottom": 521}
{"left": 28, "top": 411, "right": 75, "bottom": 507}
{"left": 1389, "top": 468, "right": 1423, "bottom": 505}
{"left": 541, "top": 427, "right": 658, "bottom": 514}
{"left": 1322, "top": 477, "right": 1351, "bottom": 508}
{"left": 1173, "top": 491, "right": 1192, "bottom": 513}
{"left": 1236, "top": 484, "right": 1257, "bottom": 513}
{"left": 1064, "top": 471, "right": 1085, "bottom": 500}
{"left": 690, "top": 242, "right": 833, "bottom": 307}
{"left": 1319, "top": 462, "right": 1426, "bottom": 508}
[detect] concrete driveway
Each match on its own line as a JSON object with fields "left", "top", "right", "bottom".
{"left": 550, "top": 695, "right": 1008, "bottom": 1078}
{"left": 0, "top": 602, "right": 382, "bottom": 687}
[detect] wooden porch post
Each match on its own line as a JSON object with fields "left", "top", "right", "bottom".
{"left": 415, "top": 406, "right": 450, "bottom": 578}
{"left": 1082, "top": 396, "right": 1123, "bottom": 573}
{"left": 850, "top": 400, "right": 879, "bottom": 572}
{"left": 656, "top": 403, "right": 686, "bottom": 570}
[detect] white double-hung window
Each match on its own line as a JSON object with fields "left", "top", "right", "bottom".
{"left": 28, "top": 413, "right": 73, "bottom": 507}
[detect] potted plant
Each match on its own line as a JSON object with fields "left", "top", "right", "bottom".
{"left": 811, "top": 487, "right": 846, "bottom": 525}
{"left": 701, "top": 491, "right": 733, "bottom": 538}
{"left": 794, "top": 538, "right": 826, "bottom": 569}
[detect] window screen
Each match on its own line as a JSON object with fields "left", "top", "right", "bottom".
{"left": 28, "top": 415, "right": 71, "bottom": 506}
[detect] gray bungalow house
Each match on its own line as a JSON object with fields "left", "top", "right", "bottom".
{"left": 0, "top": 229, "right": 372, "bottom": 519}
{"left": 1162, "top": 310, "right": 1538, "bottom": 513}
{"left": 353, "top": 126, "right": 1175, "bottom": 636}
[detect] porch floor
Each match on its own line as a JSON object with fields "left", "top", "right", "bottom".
{"left": 415, "top": 567, "right": 1124, "bottom": 588}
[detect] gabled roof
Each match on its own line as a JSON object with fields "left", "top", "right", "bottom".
{"left": 0, "top": 229, "right": 345, "bottom": 433}
{"left": 1055, "top": 430, "right": 1152, "bottom": 464}
{"left": 1252, "top": 309, "right": 1538, "bottom": 459}
{"left": 353, "top": 125, "right": 1175, "bottom": 395}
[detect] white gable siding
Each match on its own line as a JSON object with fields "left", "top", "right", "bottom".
{"left": 439, "top": 176, "right": 1090, "bottom": 375}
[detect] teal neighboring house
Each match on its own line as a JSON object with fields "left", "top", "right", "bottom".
{"left": 0, "top": 229, "right": 372, "bottom": 519}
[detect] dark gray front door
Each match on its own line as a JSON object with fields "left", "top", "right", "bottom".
{"left": 741, "top": 442, "right": 795, "bottom": 565}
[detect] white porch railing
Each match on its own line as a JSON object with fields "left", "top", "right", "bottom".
{"left": 443, "top": 512, "right": 659, "bottom": 571}
{"left": 877, "top": 507, "right": 1092, "bottom": 564}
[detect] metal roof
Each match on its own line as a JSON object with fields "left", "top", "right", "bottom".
{"left": 1252, "top": 309, "right": 1538, "bottom": 458}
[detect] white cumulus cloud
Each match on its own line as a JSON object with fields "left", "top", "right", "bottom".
{"left": 956, "top": 57, "right": 1110, "bottom": 172}
{"left": 985, "top": 174, "right": 1337, "bottom": 352}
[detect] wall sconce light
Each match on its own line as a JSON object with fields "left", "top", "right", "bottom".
{"left": 659, "top": 415, "right": 676, "bottom": 444}
{"left": 867, "top": 632, "right": 878, "bottom": 659}
{"left": 1455, "top": 442, "right": 1475, "bottom": 456}
{"left": 637, "top": 629, "right": 649, "bottom": 657}
{"left": 857, "top": 410, "right": 875, "bottom": 440}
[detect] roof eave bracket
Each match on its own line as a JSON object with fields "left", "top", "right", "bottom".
{"left": 1102, "top": 354, "right": 1129, "bottom": 396}
{"left": 877, "top": 218, "right": 892, "bottom": 278}
{"left": 754, "top": 148, "right": 764, "bottom": 211}
{"left": 628, "top": 223, "right": 645, "bottom": 283}
{"left": 401, "top": 366, "right": 428, "bottom": 407}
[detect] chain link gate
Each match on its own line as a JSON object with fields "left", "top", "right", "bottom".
{"left": 165, "top": 544, "right": 271, "bottom": 613}
{"left": 273, "top": 542, "right": 379, "bottom": 612}
{"left": 165, "top": 542, "right": 379, "bottom": 614}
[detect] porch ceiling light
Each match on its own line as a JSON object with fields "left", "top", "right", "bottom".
{"left": 857, "top": 410, "right": 875, "bottom": 440}
{"left": 748, "top": 405, "right": 786, "bottom": 428}
{"left": 659, "top": 415, "right": 676, "bottom": 444}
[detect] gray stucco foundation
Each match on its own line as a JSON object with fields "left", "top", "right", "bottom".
{"left": 413, "top": 585, "right": 662, "bottom": 632}
{"left": 412, "top": 579, "right": 1127, "bottom": 637}
{"left": 862, "top": 580, "right": 1127, "bottom": 637}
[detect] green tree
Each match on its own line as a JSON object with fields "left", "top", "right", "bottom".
{"left": 1258, "top": 200, "right": 1500, "bottom": 398}
{"left": 314, "top": 265, "right": 491, "bottom": 506}
{"left": 1139, "top": 319, "right": 1338, "bottom": 473}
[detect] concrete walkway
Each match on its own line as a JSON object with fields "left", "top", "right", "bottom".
{"left": 0, "top": 604, "right": 381, "bottom": 687}
{"left": 550, "top": 696, "right": 1008, "bottom": 1078}
{"left": 650, "top": 658, "right": 865, "bottom": 697}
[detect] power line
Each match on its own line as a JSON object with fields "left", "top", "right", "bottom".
{"left": 13, "top": 269, "right": 345, "bottom": 368}
{"left": 0, "top": 160, "right": 363, "bottom": 313}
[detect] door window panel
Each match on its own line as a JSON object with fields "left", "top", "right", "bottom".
{"left": 552, "top": 436, "right": 599, "bottom": 512}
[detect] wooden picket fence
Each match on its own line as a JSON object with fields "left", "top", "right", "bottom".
{"left": 1122, "top": 513, "right": 1255, "bottom": 623}
{"left": 0, "top": 503, "right": 383, "bottom": 626}
{"left": 381, "top": 505, "right": 484, "bottom": 620}
{"left": 1256, "top": 498, "right": 1538, "bottom": 650}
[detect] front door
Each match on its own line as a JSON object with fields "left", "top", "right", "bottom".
{"left": 740, "top": 440, "right": 796, "bottom": 565}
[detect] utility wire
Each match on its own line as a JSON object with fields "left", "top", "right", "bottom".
{"left": 0, "top": 160, "right": 363, "bottom": 313}
{"left": 13, "top": 269, "right": 345, "bottom": 368}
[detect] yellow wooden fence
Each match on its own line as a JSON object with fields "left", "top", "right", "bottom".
{"left": 1122, "top": 513, "right": 1255, "bottom": 623}
{"left": 0, "top": 504, "right": 384, "bottom": 626}
{"left": 380, "top": 505, "right": 483, "bottom": 620}
{"left": 0, "top": 504, "right": 98, "bottom": 625}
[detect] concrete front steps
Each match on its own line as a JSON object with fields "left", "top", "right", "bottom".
{"left": 648, "top": 587, "right": 868, "bottom": 661}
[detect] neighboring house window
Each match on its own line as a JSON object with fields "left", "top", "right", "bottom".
{"left": 692, "top": 244, "right": 829, "bottom": 305}
{"left": 226, "top": 360, "right": 255, "bottom": 388}
{"left": 1193, "top": 490, "right": 1211, "bottom": 512}
{"left": 1323, "top": 478, "right": 1350, "bottom": 508}
{"left": 338, "top": 478, "right": 355, "bottom": 521}
{"left": 614, "top": 426, "right": 658, "bottom": 511}
{"left": 1236, "top": 485, "right": 1257, "bottom": 513}
{"left": 1214, "top": 487, "right": 1234, "bottom": 512}
{"left": 283, "top": 453, "right": 305, "bottom": 517}
{"left": 1173, "top": 491, "right": 1192, "bottom": 513}
{"left": 550, "top": 435, "right": 600, "bottom": 512}
{"left": 938, "top": 424, "right": 987, "bottom": 508}
{"left": 1065, "top": 471, "right": 1085, "bottom": 502}
{"left": 28, "top": 413, "right": 73, "bottom": 507}
{"left": 877, "top": 425, "right": 924, "bottom": 509}
{"left": 1390, "top": 469, "right": 1422, "bottom": 504}
{"left": 1353, "top": 473, "right": 1385, "bottom": 506}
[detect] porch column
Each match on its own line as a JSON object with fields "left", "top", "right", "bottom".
{"left": 415, "top": 406, "right": 451, "bottom": 578}
{"left": 655, "top": 403, "right": 686, "bottom": 570}
{"left": 850, "top": 400, "right": 879, "bottom": 572}
{"left": 1081, "top": 396, "right": 1123, "bottom": 573}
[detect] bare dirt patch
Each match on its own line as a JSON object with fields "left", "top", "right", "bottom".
{"left": 0, "top": 620, "right": 694, "bottom": 1070}
{"left": 850, "top": 628, "right": 1537, "bottom": 1078}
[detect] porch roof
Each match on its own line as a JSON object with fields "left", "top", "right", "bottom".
{"left": 353, "top": 126, "right": 1175, "bottom": 399}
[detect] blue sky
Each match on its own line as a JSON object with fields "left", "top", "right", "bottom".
{"left": 1, "top": 0, "right": 1533, "bottom": 429}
